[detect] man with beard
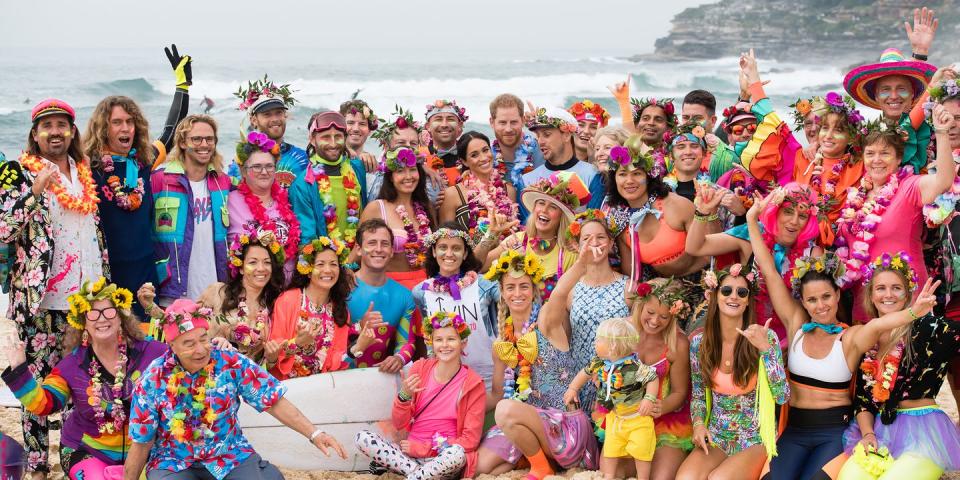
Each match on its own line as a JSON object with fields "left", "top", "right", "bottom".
{"left": 290, "top": 111, "right": 368, "bottom": 249}
{"left": 340, "top": 98, "right": 380, "bottom": 171}
{"left": 83, "top": 44, "right": 192, "bottom": 317}
{"left": 425, "top": 99, "right": 467, "bottom": 184}
{"left": 0, "top": 99, "right": 109, "bottom": 477}
{"left": 235, "top": 75, "right": 305, "bottom": 188}
{"left": 148, "top": 115, "right": 232, "bottom": 308}
{"left": 567, "top": 99, "right": 610, "bottom": 164}
{"left": 489, "top": 94, "right": 544, "bottom": 189}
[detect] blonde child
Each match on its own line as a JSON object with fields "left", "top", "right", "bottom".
{"left": 563, "top": 317, "right": 659, "bottom": 480}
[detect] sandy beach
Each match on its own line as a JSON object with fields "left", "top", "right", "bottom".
{"left": 0, "top": 315, "right": 955, "bottom": 479}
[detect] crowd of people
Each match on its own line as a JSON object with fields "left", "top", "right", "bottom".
{"left": 0, "top": 7, "right": 958, "bottom": 480}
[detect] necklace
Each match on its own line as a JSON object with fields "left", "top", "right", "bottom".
{"left": 836, "top": 168, "right": 905, "bottom": 284}
{"left": 459, "top": 170, "right": 518, "bottom": 243}
{"left": 20, "top": 153, "right": 99, "bottom": 215}
{"left": 860, "top": 340, "right": 904, "bottom": 404}
{"left": 88, "top": 340, "right": 128, "bottom": 435}
{"left": 493, "top": 135, "right": 536, "bottom": 186}
{"left": 497, "top": 302, "right": 541, "bottom": 401}
{"left": 285, "top": 292, "right": 335, "bottom": 378}
{"left": 230, "top": 294, "right": 268, "bottom": 351}
{"left": 238, "top": 181, "right": 301, "bottom": 259}
{"left": 308, "top": 155, "right": 361, "bottom": 248}
{"left": 100, "top": 149, "right": 145, "bottom": 211}
{"left": 396, "top": 202, "right": 432, "bottom": 268}
{"left": 164, "top": 358, "right": 217, "bottom": 443}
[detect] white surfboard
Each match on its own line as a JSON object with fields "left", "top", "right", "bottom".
{"left": 237, "top": 367, "right": 402, "bottom": 471}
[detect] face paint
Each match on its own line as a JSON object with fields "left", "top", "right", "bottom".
{"left": 243, "top": 264, "right": 256, "bottom": 274}
{"left": 38, "top": 132, "right": 49, "bottom": 138}
{"left": 831, "top": 132, "right": 847, "bottom": 140}
{"left": 62, "top": 131, "right": 72, "bottom": 138}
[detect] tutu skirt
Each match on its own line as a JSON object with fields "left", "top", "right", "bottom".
{"left": 481, "top": 406, "right": 598, "bottom": 470}
{"left": 842, "top": 406, "right": 960, "bottom": 470}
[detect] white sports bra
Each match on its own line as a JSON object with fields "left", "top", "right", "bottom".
{"left": 788, "top": 332, "right": 853, "bottom": 387}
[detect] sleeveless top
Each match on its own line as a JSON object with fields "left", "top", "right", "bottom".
{"left": 528, "top": 329, "right": 580, "bottom": 411}
{"left": 788, "top": 331, "right": 852, "bottom": 389}
{"left": 376, "top": 200, "right": 410, "bottom": 253}
{"left": 569, "top": 274, "right": 629, "bottom": 409}
{"left": 629, "top": 199, "right": 688, "bottom": 266}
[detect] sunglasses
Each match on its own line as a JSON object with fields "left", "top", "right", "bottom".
{"left": 728, "top": 124, "right": 757, "bottom": 136}
{"left": 719, "top": 286, "right": 750, "bottom": 298}
{"left": 85, "top": 307, "right": 119, "bottom": 322}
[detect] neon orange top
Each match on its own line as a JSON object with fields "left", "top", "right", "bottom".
{"left": 630, "top": 199, "right": 687, "bottom": 266}
{"left": 793, "top": 153, "right": 863, "bottom": 246}
{"left": 711, "top": 370, "right": 757, "bottom": 396}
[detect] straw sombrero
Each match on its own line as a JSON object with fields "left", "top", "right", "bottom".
{"left": 520, "top": 172, "right": 590, "bottom": 222}
{"left": 843, "top": 48, "right": 936, "bottom": 110}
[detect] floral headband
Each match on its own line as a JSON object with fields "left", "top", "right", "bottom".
{"left": 812, "top": 92, "right": 867, "bottom": 148}
{"left": 635, "top": 278, "right": 691, "bottom": 320}
{"left": 296, "top": 236, "right": 348, "bottom": 275}
{"left": 527, "top": 107, "right": 577, "bottom": 133}
{"left": 862, "top": 117, "right": 909, "bottom": 142}
{"left": 862, "top": 251, "right": 919, "bottom": 292}
{"left": 790, "top": 97, "right": 818, "bottom": 132}
{"left": 340, "top": 99, "right": 380, "bottom": 130}
{"left": 669, "top": 120, "right": 708, "bottom": 150}
{"left": 790, "top": 252, "right": 846, "bottom": 299}
{"left": 701, "top": 263, "right": 757, "bottom": 293}
{"left": 423, "top": 311, "right": 471, "bottom": 345}
{"left": 566, "top": 209, "right": 611, "bottom": 242}
{"left": 66, "top": 277, "right": 133, "bottom": 330}
{"left": 236, "top": 131, "right": 281, "bottom": 168}
{"left": 161, "top": 299, "right": 212, "bottom": 343}
{"left": 568, "top": 99, "right": 610, "bottom": 127}
{"left": 769, "top": 185, "right": 819, "bottom": 217}
{"left": 923, "top": 79, "right": 960, "bottom": 121}
{"left": 229, "top": 228, "right": 284, "bottom": 277}
{"left": 424, "top": 227, "right": 472, "bottom": 249}
{"left": 630, "top": 97, "right": 677, "bottom": 129}
{"left": 607, "top": 137, "right": 665, "bottom": 177}
{"left": 371, "top": 105, "right": 422, "bottom": 146}
{"left": 235, "top": 75, "right": 296, "bottom": 112}
{"left": 381, "top": 147, "right": 420, "bottom": 173}
{"left": 425, "top": 99, "right": 468, "bottom": 122}
{"left": 484, "top": 249, "right": 546, "bottom": 287}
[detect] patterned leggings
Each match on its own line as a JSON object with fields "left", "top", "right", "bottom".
{"left": 19, "top": 310, "right": 67, "bottom": 473}
{"left": 355, "top": 430, "right": 466, "bottom": 480}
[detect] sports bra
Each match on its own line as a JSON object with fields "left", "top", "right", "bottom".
{"left": 377, "top": 200, "right": 409, "bottom": 253}
{"left": 630, "top": 199, "right": 687, "bottom": 266}
{"left": 788, "top": 331, "right": 852, "bottom": 390}
{"left": 711, "top": 369, "right": 757, "bottom": 396}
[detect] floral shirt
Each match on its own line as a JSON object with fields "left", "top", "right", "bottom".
{"left": 129, "top": 348, "right": 286, "bottom": 480}
{"left": 584, "top": 355, "right": 657, "bottom": 415}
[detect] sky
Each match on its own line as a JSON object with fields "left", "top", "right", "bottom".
{"left": 1, "top": 0, "right": 712, "bottom": 53}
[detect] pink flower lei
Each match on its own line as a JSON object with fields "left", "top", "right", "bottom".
{"left": 396, "top": 203, "right": 432, "bottom": 269}
{"left": 460, "top": 169, "right": 519, "bottom": 242}
{"left": 230, "top": 295, "right": 269, "bottom": 351}
{"left": 238, "top": 181, "right": 301, "bottom": 261}
{"left": 87, "top": 340, "right": 128, "bottom": 435}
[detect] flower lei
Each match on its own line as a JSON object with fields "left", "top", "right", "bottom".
{"left": 164, "top": 358, "right": 217, "bottom": 443}
{"left": 568, "top": 99, "right": 610, "bottom": 126}
{"left": 87, "top": 340, "right": 128, "bottom": 435}
{"left": 237, "top": 181, "right": 300, "bottom": 260}
{"left": 423, "top": 311, "right": 471, "bottom": 345}
{"left": 286, "top": 295, "right": 335, "bottom": 378}
{"left": 424, "top": 272, "right": 477, "bottom": 298}
{"left": 789, "top": 252, "right": 846, "bottom": 298}
{"left": 309, "top": 156, "right": 362, "bottom": 248}
{"left": 227, "top": 295, "right": 268, "bottom": 351}
{"left": 808, "top": 153, "right": 849, "bottom": 198}
{"left": 100, "top": 149, "right": 145, "bottom": 211}
{"left": 493, "top": 135, "right": 536, "bottom": 186}
{"left": 20, "top": 153, "right": 99, "bottom": 215}
{"left": 859, "top": 340, "right": 904, "bottom": 404}
{"left": 500, "top": 302, "right": 541, "bottom": 401}
{"left": 630, "top": 97, "right": 677, "bottom": 129}
{"left": 459, "top": 170, "right": 518, "bottom": 243}
{"left": 396, "top": 203, "right": 431, "bottom": 269}
{"left": 835, "top": 168, "right": 908, "bottom": 285}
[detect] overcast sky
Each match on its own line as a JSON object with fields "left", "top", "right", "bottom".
{"left": 2, "top": 0, "right": 711, "bottom": 53}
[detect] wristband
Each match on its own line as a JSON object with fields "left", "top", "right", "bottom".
{"left": 309, "top": 428, "right": 325, "bottom": 442}
{"left": 862, "top": 432, "right": 876, "bottom": 438}
{"left": 694, "top": 213, "right": 719, "bottom": 223}
{"left": 642, "top": 393, "right": 658, "bottom": 402}
{"left": 908, "top": 307, "right": 919, "bottom": 320}
{"left": 397, "top": 390, "right": 412, "bottom": 402}
{"left": 912, "top": 52, "right": 929, "bottom": 61}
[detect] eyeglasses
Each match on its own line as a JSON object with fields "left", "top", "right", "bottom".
{"left": 85, "top": 307, "right": 119, "bottom": 322}
{"left": 719, "top": 286, "right": 750, "bottom": 298}
{"left": 246, "top": 164, "right": 276, "bottom": 173}
{"left": 728, "top": 124, "right": 757, "bottom": 136}
{"left": 188, "top": 136, "right": 217, "bottom": 145}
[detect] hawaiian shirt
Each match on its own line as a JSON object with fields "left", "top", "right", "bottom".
{"left": 129, "top": 348, "right": 286, "bottom": 480}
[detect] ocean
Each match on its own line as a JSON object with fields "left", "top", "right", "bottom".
{"left": 0, "top": 46, "right": 852, "bottom": 158}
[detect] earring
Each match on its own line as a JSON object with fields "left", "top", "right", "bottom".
{"left": 81, "top": 330, "right": 89, "bottom": 347}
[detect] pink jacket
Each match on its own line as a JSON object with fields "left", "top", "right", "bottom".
{"left": 392, "top": 358, "right": 485, "bottom": 478}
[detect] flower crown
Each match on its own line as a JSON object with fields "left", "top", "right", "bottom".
{"left": 425, "top": 99, "right": 468, "bottom": 122}
{"left": 296, "top": 236, "right": 349, "bottom": 275}
{"left": 813, "top": 92, "right": 867, "bottom": 145}
{"left": 635, "top": 278, "right": 691, "bottom": 320}
{"left": 371, "top": 105, "right": 423, "bottom": 146}
{"left": 527, "top": 175, "right": 582, "bottom": 209}
{"left": 720, "top": 103, "right": 753, "bottom": 130}
{"left": 670, "top": 120, "right": 708, "bottom": 149}
{"left": 340, "top": 99, "right": 380, "bottom": 130}
{"left": 607, "top": 137, "right": 665, "bottom": 177}
{"left": 484, "top": 249, "right": 546, "bottom": 287}
{"left": 768, "top": 185, "right": 820, "bottom": 217}
{"left": 789, "top": 97, "right": 817, "bottom": 132}
{"left": 424, "top": 227, "right": 472, "bottom": 249}
{"left": 923, "top": 79, "right": 960, "bottom": 121}
{"left": 423, "top": 311, "right": 471, "bottom": 345}
{"left": 568, "top": 99, "right": 610, "bottom": 126}
{"left": 235, "top": 131, "right": 281, "bottom": 168}
{"left": 66, "top": 277, "right": 133, "bottom": 330}
{"left": 163, "top": 303, "right": 214, "bottom": 337}
{"left": 630, "top": 97, "right": 677, "bottom": 129}
{"left": 862, "top": 117, "right": 909, "bottom": 142}
{"left": 235, "top": 75, "right": 297, "bottom": 111}
{"left": 701, "top": 263, "right": 758, "bottom": 293}
{"left": 566, "top": 209, "right": 610, "bottom": 242}
{"left": 790, "top": 252, "right": 846, "bottom": 298}
{"left": 229, "top": 228, "right": 284, "bottom": 277}
{"left": 381, "top": 147, "right": 420, "bottom": 173}
{"left": 862, "top": 251, "right": 919, "bottom": 292}
{"left": 527, "top": 108, "right": 577, "bottom": 133}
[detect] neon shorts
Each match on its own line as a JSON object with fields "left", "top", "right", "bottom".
{"left": 601, "top": 411, "right": 656, "bottom": 461}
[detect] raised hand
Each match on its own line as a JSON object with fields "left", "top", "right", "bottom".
{"left": 399, "top": 371, "right": 424, "bottom": 397}
{"left": 164, "top": 44, "right": 192, "bottom": 89}
{"left": 488, "top": 211, "right": 519, "bottom": 238}
{"left": 747, "top": 188, "right": 781, "bottom": 221}
{"left": 693, "top": 181, "right": 724, "bottom": 215}
{"left": 30, "top": 163, "right": 58, "bottom": 198}
{"left": 736, "top": 318, "right": 774, "bottom": 352}
{"left": 904, "top": 7, "right": 938, "bottom": 56}
{"left": 720, "top": 189, "right": 746, "bottom": 216}
{"left": 909, "top": 278, "right": 941, "bottom": 318}
{"left": 137, "top": 282, "right": 157, "bottom": 311}
{"left": 739, "top": 48, "right": 761, "bottom": 85}
{"left": 607, "top": 74, "right": 632, "bottom": 103}
{"left": 4, "top": 334, "right": 26, "bottom": 369}
{"left": 933, "top": 104, "right": 956, "bottom": 133}
{"left": 930, "top": 64, "right": 957, "bottom": 86}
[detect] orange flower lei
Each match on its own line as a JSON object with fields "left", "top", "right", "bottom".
{"left": 20, "top": 153, "right": 99, "bottom": 215}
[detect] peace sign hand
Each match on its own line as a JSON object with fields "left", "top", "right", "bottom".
{"left": 747, "top": 188, "right": 781, "bottom": 221}
{"left": 736, "top": 318, "right": 774, "bottom": 352}
{"left": 909, "top": 278, "right": 941, "bottom": 319}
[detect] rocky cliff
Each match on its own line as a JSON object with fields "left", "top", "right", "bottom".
{"left": 646, "top": 0, "right": 960, "bottom": 64}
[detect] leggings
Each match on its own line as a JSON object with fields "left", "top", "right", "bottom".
{"left": 355, "top": 430, "right": 466, "bottom": 480}
{"left": 20, "top": 310, "right": 68, "bottom": 473}
{"left": 766, "top": 406, "right": 851, "bottom": 480}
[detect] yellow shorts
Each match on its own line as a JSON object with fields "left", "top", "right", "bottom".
{"left": 601, "top": 411, "right": 656, "bottom": 461}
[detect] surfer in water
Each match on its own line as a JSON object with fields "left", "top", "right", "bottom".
{"left": 201, "top": 95, "right": 214, "bottom": 114}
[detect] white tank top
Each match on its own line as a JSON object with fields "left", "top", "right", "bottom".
{"left": 788, "top": 332, "right": 852, "bottom": 384}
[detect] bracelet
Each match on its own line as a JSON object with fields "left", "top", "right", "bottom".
{"left": 862, "top": 432, "right": 876, "bottom": 438}
{"left": 908, "top": 307, "right": 919, "bottom": 320}
{"left": 397, "top": 390, "right": 412, "bottom": 402}
{"left": 694, "top": 213, "right": 719, "bottom": 223}
{"left": 642, "top": 393, "right": 657, "bottom": 402}
{"left": 693, "top": 418, "right": 704, "bottom": 427}
{"left": 309, "top": 428, "right": 325, "bottom": 442}
{"left": 912, "top": 52, "right": 929, "bottom": 61}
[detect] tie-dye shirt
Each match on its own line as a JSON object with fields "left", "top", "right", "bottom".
{"left": 129, "top": 348, "right": 286, "bottom": 480}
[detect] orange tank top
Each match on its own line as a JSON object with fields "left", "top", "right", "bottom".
{"left": 631, "top": 199, "right": 687, "bottom": 266}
